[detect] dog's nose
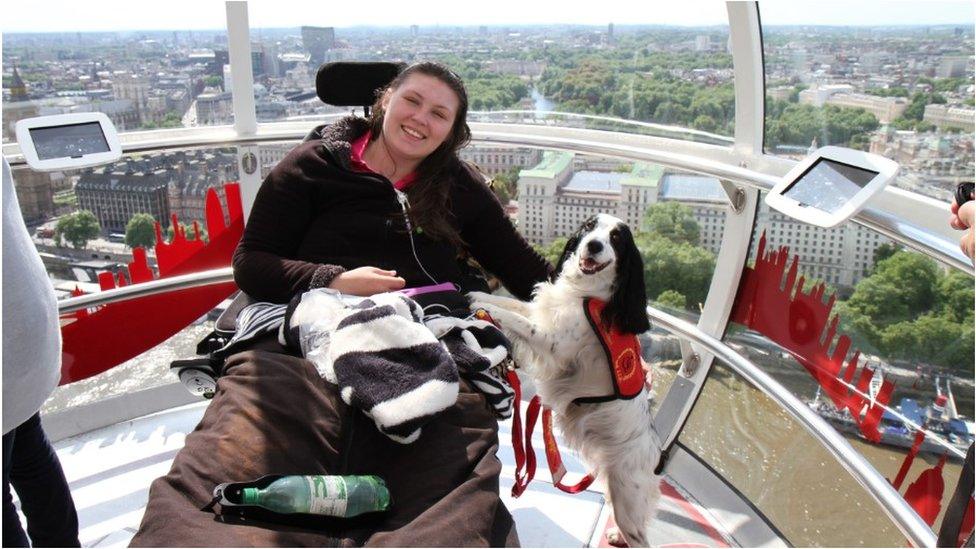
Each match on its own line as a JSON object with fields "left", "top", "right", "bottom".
{"left": 586, "top": 240, "right": 603, "bottom": 255}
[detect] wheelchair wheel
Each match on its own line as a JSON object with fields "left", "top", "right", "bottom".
{"left": 178, "top": 366, "right": 217, "bottom": 399}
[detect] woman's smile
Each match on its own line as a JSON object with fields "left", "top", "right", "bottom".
{"left": 401, "top": 125, "right": 426, "bottom": 141}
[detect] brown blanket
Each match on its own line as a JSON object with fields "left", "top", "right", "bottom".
{"left": 131, "top": 346, "right": 519, "bottom": 547}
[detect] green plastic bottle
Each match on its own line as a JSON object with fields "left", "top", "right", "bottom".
{"left": 240, "top": 475, "right": 390, "bottom": 517}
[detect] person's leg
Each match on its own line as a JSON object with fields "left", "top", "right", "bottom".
{"left": 132, "top": 349, "right": 353, "bottom": 547}
{"left": 360, "top": 380, "right": 519, "bottom": 547}
{"left": 2, "top": 427, "right": 30, "bottom": 548}
{"left": 9, "top": 412, "right": 80, "bottom": 547}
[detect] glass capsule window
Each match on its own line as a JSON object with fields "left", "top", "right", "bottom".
{"left": 246, "top": 1, "right": 734, "bottom": 143}
{"left": 678, "top": 360, "right": 910, "bottom": 547}
{"left": 760, "top": 1, "right": 976, "bottom": 203}
{"left": 2, "top": 3, "right": 233, "bottom": 133}
{"left": 679, "top": 192, "right": 974, "bottom": 543}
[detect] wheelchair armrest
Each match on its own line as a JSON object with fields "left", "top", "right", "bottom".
{"left": 215, "top": 291, "right": 258, "bottom": 334}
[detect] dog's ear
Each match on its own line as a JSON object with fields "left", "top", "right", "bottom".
{"left": 553, "top": 225, "right": 584, "bottom": 282}
{"left": 605, "top": 224, "right": 650, "bottom": 334}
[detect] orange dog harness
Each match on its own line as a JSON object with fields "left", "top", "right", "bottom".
{"left": 574, "top": 298, "right": 644, "bottom": 404}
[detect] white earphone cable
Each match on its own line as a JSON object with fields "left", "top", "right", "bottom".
{"left": 395, "top": 189, "right": 440, "bottom": 285}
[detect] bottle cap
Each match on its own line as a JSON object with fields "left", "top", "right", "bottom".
{"left": 240, "top": 487, "right": 259, "bottom": 505}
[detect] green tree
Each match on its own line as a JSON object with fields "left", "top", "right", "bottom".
{"left": 165, "top": 222, "right": 208, "bottom": 242}
{"left": 532, "top": 236, "right": 569, "bottom": 267}
{"left": 492, "top": 182, "right": 511, "bottom": 205}
{"left": 842, "top": 276, "right": 910, "bottom": 343}
{"left": 845, "top": 252, "right": 941, "bottom": 342}
{"left": 840, "top": 250, "right": 972, "bottom": 371}
{"left": 55, "top": 210, "right": 101, "bottom": 249}
{"left": 498, "top": 167, "right": 522, "bottom": 199}
{"left": 871, "top": 252, "right": 939, "bottom": 317}
{"left": 159, "top": 112, "right": 183, "bottom": 128}
{"left": 880, "top": 313, "right": 969, "bottom": 366}
{"left": 936, "top": 270, "right": 975, "bottom": 323}
{"left": 765, "top": 102, "right": 878, "bottom": 149}
{"left": 125, "top": 213, "right": 157, "bottom": 249}
{"left": 865, "top": 86, "right": 909, "bottom": 97}
{"left": 692, "top": 114, "right": 717, "bottom": 132}
{"left": 951, "top": 323, "right": 976, "bottom": 369}
{"left": 902, "top": 92, "right": 945, "bottom": 121}
{"left": 919, "top": 76, "right": 968, "bottom": 93}
{"left": 490, "top": 169, "right": 519, "bottom": 205}
{"left": 654, "top": 289, "right": 686, "bottom": 310}
{"left": 637, "top": 234, "right": 714, "bottom": 309}
{"left": 872, "top": 243, "right": 900, "bottom": 268}
{"left": 643, "top": 202, "right": 700, "bottom": 245}
{"left": 204, "top": 75, "right": 223, "bottom": 89}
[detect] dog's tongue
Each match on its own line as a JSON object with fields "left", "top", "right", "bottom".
{"left": 581, "top": 257, "right": 598, "bottom": 269}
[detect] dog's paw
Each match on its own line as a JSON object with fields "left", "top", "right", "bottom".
{"left": 466, "top": 291, "right": 493, "bottom": 303}
{"left": 605, "top": 527, "right": 629, "bottom": 548}
{"left": 471, "top": 301, "right": 502, "bottom": 320}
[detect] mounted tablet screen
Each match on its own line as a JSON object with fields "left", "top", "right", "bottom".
{"left": 30, "top": 122, "right": 111, "bottom": 160}
{"left": 765, "top": 146, "right": 899, "bottom": 228}
{"left": 15, "top": 112, "right": 122, "bottom": 172}
{"left": 782, "top": 159, "right": 879, "bottom": 214}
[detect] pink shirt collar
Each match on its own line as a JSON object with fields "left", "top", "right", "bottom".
{"left": 349, "top": 131, "right": 418, "bottom": 190}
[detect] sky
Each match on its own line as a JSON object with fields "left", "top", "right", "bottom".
{"left": 1, "top": 0, "right": 973, "bottom": 33}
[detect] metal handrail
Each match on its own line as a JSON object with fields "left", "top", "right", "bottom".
{"left": 57, "top": 267, "right": 234, "bottom": 314}
{"left": 646, "top": 304, "right": 937, "bottom": 548}
{"left": 6, "top": 123, "right": 968, "bottom": 274}
{"left": 467, "top": 109, "right": 737, "bottom": 145}
{"left": 469, "top": 126, "right": 974, "bottom": 275}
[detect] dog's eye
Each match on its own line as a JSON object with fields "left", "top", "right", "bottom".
{"left": 610, "top": 230, "right": 620, "bottom": 242}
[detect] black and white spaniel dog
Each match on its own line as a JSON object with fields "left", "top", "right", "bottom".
{"left": 470, "top": 213, "right": 660, "bottom": 547}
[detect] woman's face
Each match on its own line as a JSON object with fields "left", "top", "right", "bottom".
{"left": 380, "top": 73, "right": 460, "bottom": 164}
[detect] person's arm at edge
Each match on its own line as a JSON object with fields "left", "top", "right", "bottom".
{"left": 954, "top": 200, "right": 975, "bottom": 262}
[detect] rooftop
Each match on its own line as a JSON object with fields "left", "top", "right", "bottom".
{"left": 621, "top": 162, "right": 665, "bottom": 188}
{"left": 520, "top": 151, "right": 573, "bottom": 179}
{"left": 563, "top": 171, "right": 624, "bottom": 194}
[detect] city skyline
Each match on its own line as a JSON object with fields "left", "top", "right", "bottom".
{"left": 2, "top": 1, "right": 974, "bottom": 33}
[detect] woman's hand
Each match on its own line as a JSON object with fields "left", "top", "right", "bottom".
{"left": 329, "top": 266, "right": 406, "bottom": 296}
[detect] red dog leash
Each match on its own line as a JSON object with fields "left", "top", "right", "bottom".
{"left": 509, "top": 370, "right": 595, "bottom": 497}
{"left": 477, "top": 305, "right": 647, "bottom": 497}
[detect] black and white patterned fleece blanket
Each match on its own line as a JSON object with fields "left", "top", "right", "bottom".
{"left": 213, "top": 289, "right": 514, "bottom": 444}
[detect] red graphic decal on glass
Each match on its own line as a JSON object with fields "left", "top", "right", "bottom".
{"left": 730, "top": 231, "right": 894, "bottom": 443}
{"left": 891, "top": 430, "right": 926, "bottom": 491}
{"left": 59, "top": 183, "right": 243, "bottom": 385}
{"left": 903, "top": 454, "right": 947, "bottom": 526}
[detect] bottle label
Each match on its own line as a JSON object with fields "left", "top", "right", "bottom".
{"left": 305, "top": 475, "right": 347, "bottom": 516}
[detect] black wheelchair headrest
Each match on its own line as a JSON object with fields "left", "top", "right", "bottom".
{"left": 316, "top": 62, "right": 406, "bottom": 109}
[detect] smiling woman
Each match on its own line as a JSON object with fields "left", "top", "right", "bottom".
{"left": 131, "top": 61, "right": 554, "bottom": 546}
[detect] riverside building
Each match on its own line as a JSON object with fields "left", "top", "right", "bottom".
{"left": 516, "top": 152, "right": 891, "bottom": 287}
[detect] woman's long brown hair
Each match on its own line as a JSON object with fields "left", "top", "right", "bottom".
{"left": 367, "top": 62, "right": 471, "bottom": 247}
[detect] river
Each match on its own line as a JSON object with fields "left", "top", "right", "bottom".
{"left": 530, "top": 86, "right": 556, "bottom": 113}
{"left": 648, "top": 331, "right": 970, "bottom": 547}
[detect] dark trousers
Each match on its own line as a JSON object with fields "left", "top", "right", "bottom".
{"left": 2, "top": 413, "right": 80, "bottom": 548}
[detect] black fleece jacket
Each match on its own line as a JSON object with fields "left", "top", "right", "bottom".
{"left": 233, "top": 116, "right": 552, "bottom": 303}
